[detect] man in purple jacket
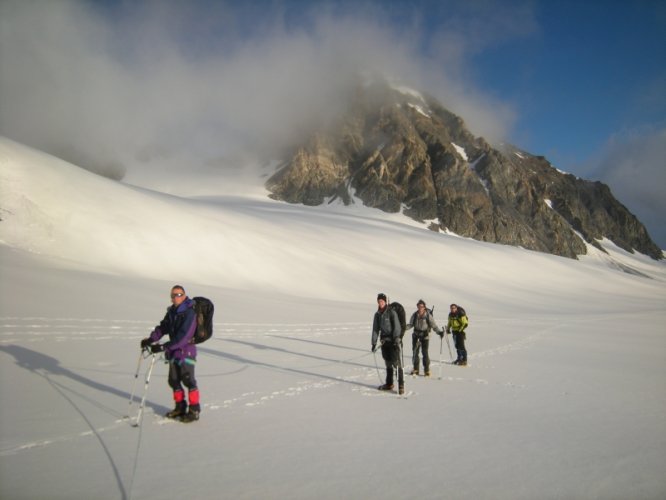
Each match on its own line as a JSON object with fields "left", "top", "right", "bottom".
{"left": 141, "top": 285, "right": 200, "bottom": 422}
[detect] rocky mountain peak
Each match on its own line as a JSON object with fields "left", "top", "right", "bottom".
{"left": 266, "top": 81, "right": 662, "bottom": 260}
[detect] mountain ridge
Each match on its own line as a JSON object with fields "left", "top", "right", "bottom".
{"left": 266, "top": 81, "right": 662, "bottom": 260}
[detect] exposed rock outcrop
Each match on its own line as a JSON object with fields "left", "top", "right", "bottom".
{"left": 267, "top": 81, "right": 662, "bottom": 260}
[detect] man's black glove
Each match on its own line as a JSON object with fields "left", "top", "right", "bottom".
{"left": 140, "top": 338, "right": 151, "bottom": 348}
{"left": 437, "top": 330, "right": 443, "bottom": 338}
{"left": 371, "top": 344, "right": 376, "bottom": 352}
{"left": 150, "top": 343, "right": 164, "bottom": 353}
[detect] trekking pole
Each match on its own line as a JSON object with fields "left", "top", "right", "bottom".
{"left": 127, "top": 348, "right": 147, "bottom": 416}
{"left": 372, "top": 343, "right": 383, "bottom": 384}
{"left": 396, "top": 339, "right": 404, "bottom": 397}
{"left": 444, "top": 330, "right": 453, "bottom": 360}
{"left": 438, "top": 336, "right": 443, "bottom": 379}
{"left": 132, "top": 354, "right": 157, "bottom": 428}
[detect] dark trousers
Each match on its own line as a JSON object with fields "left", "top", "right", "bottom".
{"left": 412, "top": 333, "right": 430, "bottom": 372}
{"left": 381, "top": 341, "right": 404, "bottom": 386}
{"left": 168, "top": 360, "right": 200, "bottom": 411}
{"left": 168, "top": 359, "right": 197, "bottom": 392}
{"left": 453, "top": 331, "right": 467, "bottom": 362}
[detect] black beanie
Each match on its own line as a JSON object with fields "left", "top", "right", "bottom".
{"left": 377, "top": 293, "right": 387, "bottom": 302}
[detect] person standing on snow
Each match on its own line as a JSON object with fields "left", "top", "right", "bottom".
{"left": 140, "top": 285, "right": 201, "bottom": 422}
{"left": 406, "top": 299, "right": 442, "bottom": 376}
{"left": 371, "top": 293, "right": 405, "bottom": 394}
{"left": 445, "top": 303, "right": 469, "bottom": 366}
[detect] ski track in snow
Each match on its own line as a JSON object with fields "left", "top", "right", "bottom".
{"left": 0, "top": 316, "right": 563, "bottom": 455}
{"left": 471, "top": 322, "right": 561, "bottom": 361}
{"left": 0, "top": 318, "right": 369, "bottom": 343}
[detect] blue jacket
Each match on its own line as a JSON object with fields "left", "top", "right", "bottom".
{"left": 149, "top": 297, "right": 197, "bottom": 361}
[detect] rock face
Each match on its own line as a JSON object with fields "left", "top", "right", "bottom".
{"left": 266, "top": 82, "right": 662, "bottom": 260}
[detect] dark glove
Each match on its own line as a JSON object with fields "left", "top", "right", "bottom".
{"left": 437, "top": 330, "right": 443, "bottom": 338}
{"left": 371, "top": 344, "right": 376, "bottom": 352}
{"left": 140, "top": 338, "right": 151, "bottom": 348}
{"left": 394, "top": 339, "right": 401, "bottom": 347}
{"left": 150, "top": 343, "right": 164, "bottom": 353}
{"left": 446, "top": 328, "right": 451, "bottom": 335}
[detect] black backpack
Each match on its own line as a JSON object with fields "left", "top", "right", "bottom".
{"left": 450, "top": 305, "right": 468, "bottom": 322}
{"left": 388, "top": 302, "right": 407, "bottom": 338}
{"left": 191, "top": 297, "right": 214, "bottom": 344}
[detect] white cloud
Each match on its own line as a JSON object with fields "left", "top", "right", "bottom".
{"left": 591, "top": 128, "right": 666, "bottom": 248}
{"left": 0, "top": 0, "right": 531, "bottom": 176}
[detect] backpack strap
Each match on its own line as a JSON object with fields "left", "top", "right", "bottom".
{"left": 389, "top": 307, "right": 395, "bottom": 333}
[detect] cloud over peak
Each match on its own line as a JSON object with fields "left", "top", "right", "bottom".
{"left": 1, "top": 0, "right": 531, "bottom": 176}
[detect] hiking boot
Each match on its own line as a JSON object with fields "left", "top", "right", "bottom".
{"left": 378, "top": 384, "right": 394, "bottom": 391}
{"left": 180, "top": 409, "right": 200, "bottom": 423}
{"left": 458, "top": 361, "right": 467, "bottom": 366}
{"left": 410, "top": 369, "right": 419, "bottom": 376}
{"left": 165, "top": 403, "right": 187, "bottom": 419}
{"left": 424, "top": 371, "right": 431, "bottom": 377}
{"left": 398, "top": 385, "right": 405, "bottom": 395}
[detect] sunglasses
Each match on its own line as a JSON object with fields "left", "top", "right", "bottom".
{"left": 170, "top": 292, "right": 184, "bottom": 298}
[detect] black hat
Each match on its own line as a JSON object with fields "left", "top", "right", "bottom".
{"left": 377, "top": 293, "right": 387, "bottom": 302}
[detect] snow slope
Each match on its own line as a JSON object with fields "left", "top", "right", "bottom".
{"left": 1, "top": 137, "right": 665, "bottom": 499}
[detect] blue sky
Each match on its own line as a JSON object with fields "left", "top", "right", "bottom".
{"left": 468, "top": 0, "right": 665, "bottom": 246}
{"left": 1, "top": 0, "right": 664, "bottom": 246}
{"left": 468, "top": 0, "right": 665, "bottom": 167}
